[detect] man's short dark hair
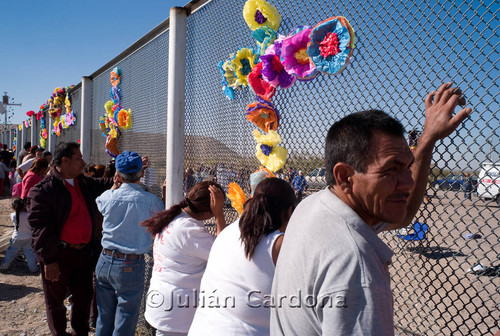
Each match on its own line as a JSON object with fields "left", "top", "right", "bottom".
{"left": 23, "top": 142, "right": 31, "bottom": 150}
{"left": 53, "top": 142, "right": 80, "bottom": 167}
{"left": 325, "top": 110, "right": 406, "bottom": 186}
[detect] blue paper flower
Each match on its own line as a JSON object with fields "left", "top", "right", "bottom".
{"left": 307, "top": 17, "right": 355, "bottom": 75}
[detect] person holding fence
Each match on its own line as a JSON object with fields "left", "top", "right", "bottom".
{"left": 94, "top": 151, "right": 164, "bottom": 336}
{"left": 142, "top": 181, "right": 226, "bottom": 336}
{"left": 188, "top": 178, "right": 296, "bottom": 336}
{"left": 270, "top": 83, "right": 472, "bottom": 335}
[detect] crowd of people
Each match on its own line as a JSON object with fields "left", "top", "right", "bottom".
{"left": 0, "top": 82, "right": 471, "bottom": 335}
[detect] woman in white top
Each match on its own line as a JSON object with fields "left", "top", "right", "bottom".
{"left": 141, "top": 181, "right": 226, "bottom": 336}
{"left": 188, "top": 177, "right": 296, "bottom": 336}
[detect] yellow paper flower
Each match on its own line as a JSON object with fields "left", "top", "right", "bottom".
{"left": 105, "top": 100, "right": 114, "bottom": 115}
{"left": 109, "top": 127, "right": 118, "bottom": 139}
{"left": 227, "top": 182, "right": 248, "bottom": 216}
{"left": 253, "top": 129, "right": 288, "bottom": 172}
{"left": 243, "top": 0, "right": 281, "bottom": 31}
{"left": 117, "top": 109, "right": 132, "bottom": 130}
{"left": 18, "top": 125, "right": 22, "bottom": 131}
{"left": 221, "top": 59, "right": 239, "bottom": 88}
{"left": 231, "top": 48, "right": 258, "bottom": 87}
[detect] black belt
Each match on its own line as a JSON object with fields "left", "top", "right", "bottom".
{"left": 58, "top": 241, "right": 88, "bottom": 250}
{"left": 102, "top": 248, "right": 143, "bottom": 260}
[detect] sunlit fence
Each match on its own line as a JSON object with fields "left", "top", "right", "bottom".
{"left": 8, "top": 0, "right": 499, "bottom": 334}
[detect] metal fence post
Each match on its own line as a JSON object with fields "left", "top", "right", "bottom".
{"left": 166, "top": 6, "right": 188, "bottom": 207}
{"left": 30, "top": 115, "right": 36, "bottom": 147}
{"left": 81, "top": 77, "right": 93, "bottom": 163}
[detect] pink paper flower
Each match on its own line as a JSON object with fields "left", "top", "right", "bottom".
{"left": 281, "top": 27, "right": 318, "bottom": 81}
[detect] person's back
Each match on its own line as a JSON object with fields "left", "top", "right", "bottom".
{"left": 189, "top": 222, "right": 283, "bottom": 335}
{"left": 98, "top": 183, "right": 162, "bottom": 254}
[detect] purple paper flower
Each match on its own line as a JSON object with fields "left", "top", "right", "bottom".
{"left": 261, "top": 54, "right": 296, "bottom": 88}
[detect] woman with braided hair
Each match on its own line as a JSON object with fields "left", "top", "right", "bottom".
{"left": 142, "top": 181, "right": 226, "bottom": 336}
{"left": 188, "top": 177, "right": 296, "bottom": 336}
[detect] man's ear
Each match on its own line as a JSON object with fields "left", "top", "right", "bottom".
{"left": 333, "top": 163, "right": 355, "bottom": 192}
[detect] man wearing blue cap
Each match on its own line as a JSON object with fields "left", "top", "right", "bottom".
{"left": 94, "top": 151, "right": 164, "bottom": 336}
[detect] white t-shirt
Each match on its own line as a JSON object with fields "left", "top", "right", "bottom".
{"left": 188, "top": 221, "right": 283, "bottom": 336}
{"left": 144, "top": 211, "right": 216, "bottom": 333}
{"left": 11, "top": 211, "right": 32, "bottom": 240}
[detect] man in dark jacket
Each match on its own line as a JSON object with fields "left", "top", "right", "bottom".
{"left": 28, "top": 142, "right": 114, "bottom": 336}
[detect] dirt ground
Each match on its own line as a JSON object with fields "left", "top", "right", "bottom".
{"left": 0, "top": 191, "right": 498, "bottom": 336}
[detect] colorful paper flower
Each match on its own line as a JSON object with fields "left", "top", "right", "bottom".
{"left": 26, "top": 110, "right": 35, "bottom": 117}
{"left": 40, "top": 138, "right": 46, "bottom": 149}
{"left": 281, "top": 26, "right": 318, "bottom": 80}
{"left": 248, "top": 62, "right": 276, "bottom": 99}
{"left": 105, "top": 100, "right": 114, "bottom": 115}
{"left": 99, "top": 117, "right": 108, "bottom": 137}
{"left": 252, "top": 26, "right": 277, "bottom": 55}
{"left": 231, "top": 48, "right": 259, "bottom": 87}
{"left": 260, "top": 54, "right": 296, "bottom": 88}
{"left": 307, "top": 17, "right": 356, "bottom": 75}
{"left": 245, "top": 96, "right": 280, "bottom": 132}
{"left": 110, "top": 67, "right": 121, "bottom": 87}
{"left": 117, "top": 109, "right": 132, "bottom": 130}
{"left": 18, "top": 125, "right": 22, "bottom": 131}
{"left": 253, "top": 129, "right": 288, "bottom": 172}
{"left": 41, "top": 128, "right": 48, "bottom": 139}
{"left": 106, "top": 136, "right": 120, "bottom": 158}
{"left": 65, "top": 111, "right": 76, "bottom": 127}
{"left": 243, "top": 0, "right": 281, "bottom": 31}
{"left": 24, "top": 120, "right": 30, "bottom": 128}
{"left": 109, "top": 127, "right": 118, "bottom": 139}
{"left": 227, "top": 182, "right": 248, "bottom": 216}
{"left": 36, "top": 111, "right": 43, "bottom": 121}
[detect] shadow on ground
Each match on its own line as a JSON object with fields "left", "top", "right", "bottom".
{"left": 406, "top": 245, "right": 466, "bottom": 259}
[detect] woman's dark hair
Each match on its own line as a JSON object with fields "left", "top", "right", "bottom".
{"left": 103, "top": 160, "right": 116, "bottom": 178}
{"left": 93, "top": 164, "right": 106, "bottom": 178}
{"left": 141, "top": 181, "right": 224, "bottom": 236}
{"left": 11, "top": 198, "right": 25, "bottom": 231}
{"left": 29, "top": 158, "right": 49, "bottom": 176}
{"left": 239, "top": 177, "right": 296, "bottom": 260}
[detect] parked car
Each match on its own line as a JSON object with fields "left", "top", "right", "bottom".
{"left": 305, "top": 167, "right": 327, "bottom": 190}
{"left": 477, "top": 162, "right": 500, "bottom": 206}
{"left": 431, "top": 173, "right": 477, "bottom": 191}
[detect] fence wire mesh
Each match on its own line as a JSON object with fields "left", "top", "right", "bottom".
{"left": 23, "top": 0, "right": 497, "bottom": 334}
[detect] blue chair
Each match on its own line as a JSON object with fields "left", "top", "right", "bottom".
{"left": 397, "top": 222, "right": 428, "bottom": 241}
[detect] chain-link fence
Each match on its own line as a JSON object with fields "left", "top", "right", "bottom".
{"left": 182, "top": 1, "right": 499, "bottom": 335}
{"left": 12, "top": 0, "right": 498, "bottom": 334}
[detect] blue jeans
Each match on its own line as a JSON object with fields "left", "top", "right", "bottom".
{"left": 95, "top": 251, "right": 145, "bottom": 336}
{"left": 0, "top": 237, "right": 38, "bottom": 272}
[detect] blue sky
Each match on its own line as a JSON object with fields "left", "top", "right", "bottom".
{"left": 0, "top": 0, "right": 188, "bottom": 125}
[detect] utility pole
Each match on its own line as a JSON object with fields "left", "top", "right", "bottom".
{"left": 2, "top": 92, "right": 22, "bottom": 146}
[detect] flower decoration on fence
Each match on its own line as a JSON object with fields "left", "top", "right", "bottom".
{"left": 218, "top": 0, "right": 355, "bottom": 213}
{"left": 227, "top": 182, "right": 248, "bottom": 215}
{"left": 100, "top": 67, "right": 133, "bottom": 157}
{"left": 45, "top": 85, "right": 76, "bottom": 137}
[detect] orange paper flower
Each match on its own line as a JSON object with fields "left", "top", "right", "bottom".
{"left": 227, "top": 182, "right": 248, "bottom": 215}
